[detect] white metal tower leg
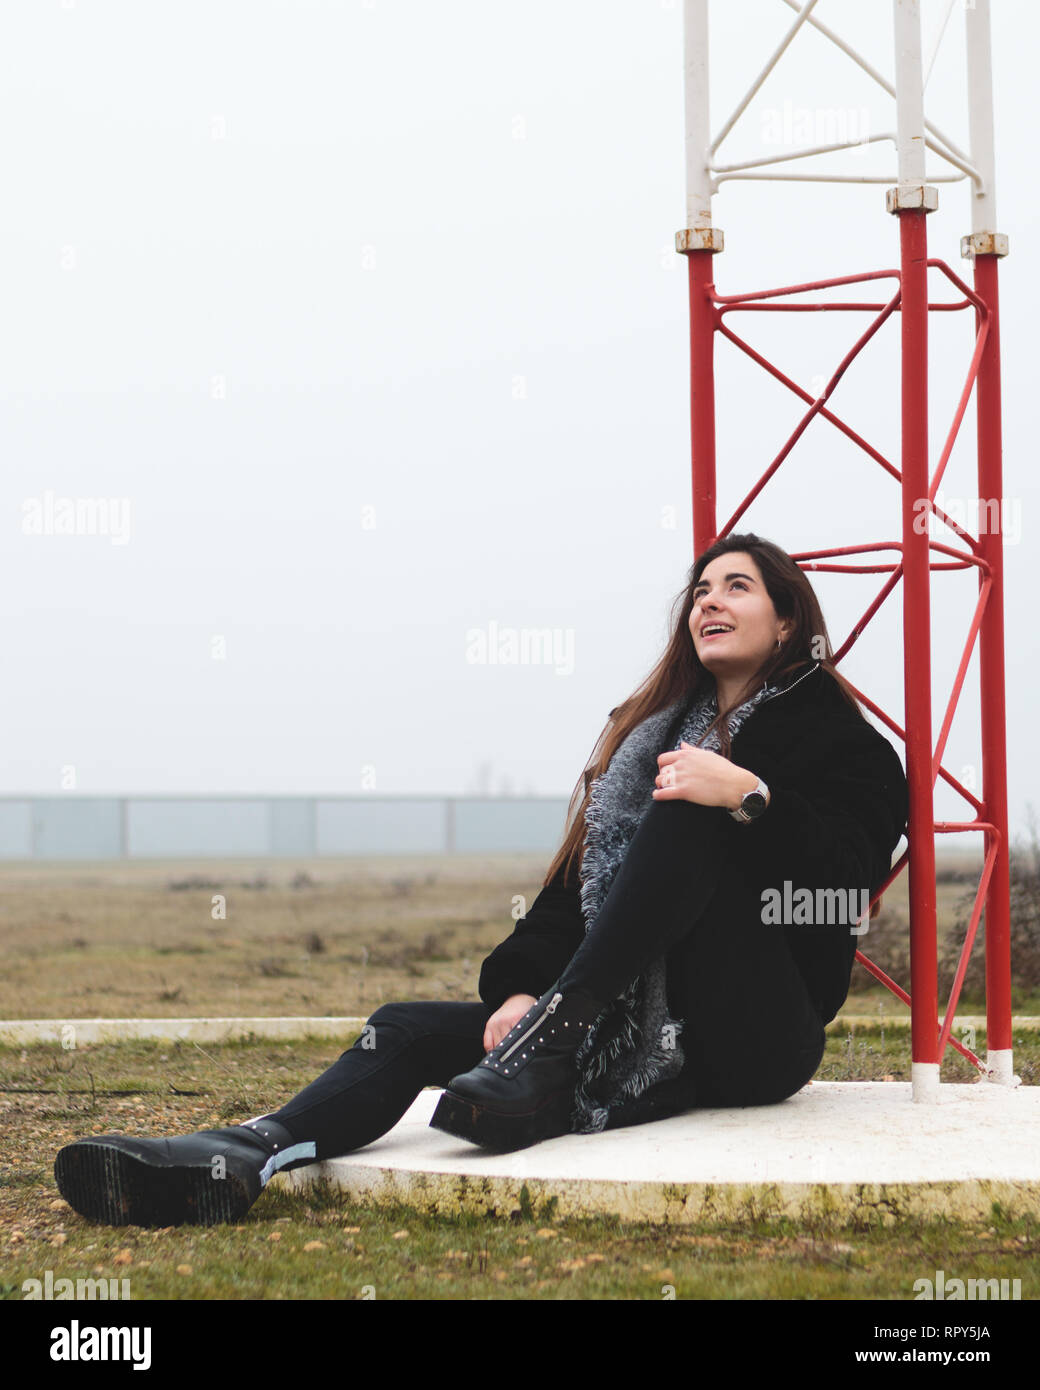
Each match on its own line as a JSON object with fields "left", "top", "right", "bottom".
{"left": 985, "top": 1051, "right": 1020, "bottom": 1087}
{"left": 965, "top": 0, "right": 997, "bottom": 232}
{"left": 912, "top": 1062, "right": 940, "bottom": 1103}
{"left": 683, "top": 0, "right": 712, "bottom": 231}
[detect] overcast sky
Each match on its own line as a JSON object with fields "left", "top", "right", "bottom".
{"left": 1, "top": 0, "right": 1036, "bottom": 846}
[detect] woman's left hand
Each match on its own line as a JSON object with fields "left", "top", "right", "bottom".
{"left": 652, "top": 742, "right": 757, "bottom": 809}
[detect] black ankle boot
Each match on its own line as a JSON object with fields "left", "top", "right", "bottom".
{"left": 54, "top": 1117, "right": 316, "bottom": 1227}
{"left": 429, "top": 983, "right": 606, "bottom": 1152}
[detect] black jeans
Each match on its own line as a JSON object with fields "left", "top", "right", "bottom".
{"left": 266, "top": 799, "right": 827, "bottom": 1159}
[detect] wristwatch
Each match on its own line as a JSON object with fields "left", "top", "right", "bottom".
{"left": 730, "top": 777, "right": 770, "bottom": 823}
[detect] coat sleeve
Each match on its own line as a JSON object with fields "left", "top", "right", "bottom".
{"left": 733, "top": 722, "right": 908, "bottom": 893}
{"left": 477, "top": 860, "right": 587, "bottom": 1013}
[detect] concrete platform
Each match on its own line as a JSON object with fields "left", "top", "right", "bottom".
{"left": 4, "top": 1015, "right": 1037, "bottom": 1225}
{"left": 4, "top": 1014, "right": 1039, "bottom": 1048}
{"left": 0, "top": 1016, "right": 370, "bottom": 1046}
{"left": 278, "top": 1080, "right": 1040, "bottom": 1227}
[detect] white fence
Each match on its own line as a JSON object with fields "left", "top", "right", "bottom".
{"left": 0, "top": 796, "right": 572, "bottom": 860}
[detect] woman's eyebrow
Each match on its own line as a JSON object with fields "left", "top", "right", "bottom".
{"left": 693, "top": 572, "right": 756, "bottom": 589}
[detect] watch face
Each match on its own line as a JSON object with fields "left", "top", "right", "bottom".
{"left": 742, "top": 792, "right": 767, "bottom": 819}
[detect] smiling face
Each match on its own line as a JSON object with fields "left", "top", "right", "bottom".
{"left": 688, "top": 551, "right": 793, "bottom": 696}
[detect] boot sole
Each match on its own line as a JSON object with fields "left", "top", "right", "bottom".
{"left": 54, "top": 1140, "right": 257, "bottom": 1227}
{"left": 429, "top": 1087, "right": 575, "bottom": 1152}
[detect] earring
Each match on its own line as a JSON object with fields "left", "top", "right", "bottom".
{"left": 776, "top": 638, "right": 782, "bottom": 650}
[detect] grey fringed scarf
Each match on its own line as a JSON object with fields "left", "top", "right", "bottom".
{"left": 570, "top": 677, "right": 781, "bottom": 1133}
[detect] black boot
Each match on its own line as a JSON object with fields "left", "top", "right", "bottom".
{"left": 429, "top": 984, "right": 606, "bottom": 1152}
{"left": 54, "top": 1117, "right": 316, "bottom": 1227}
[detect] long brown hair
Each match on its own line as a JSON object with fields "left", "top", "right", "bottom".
{"left": 542, "top": 532, "right": 865, "bottom": 889}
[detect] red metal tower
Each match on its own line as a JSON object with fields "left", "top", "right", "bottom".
{"left": 677, "top": 0, "right": 1013, "bottom": 1100}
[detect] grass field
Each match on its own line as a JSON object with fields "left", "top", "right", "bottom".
{"left": 1, "top": 853, "right": 1035, "bottom": 1302}
{"left": 0, "top": 850, "right": 1027, "bottom": 1021}
{"left": 1, "top": 1035, "right": 1038, "bottom": 1300}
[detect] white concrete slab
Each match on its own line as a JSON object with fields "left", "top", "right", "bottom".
{"left": 0, "top": 1016, "right": 366, "bottom": 1046}
{"left": 839, "top": 1014, "right": 1040, "bottom": 1031}
{"left": 4, "top": 1014, "right": 1036, "bottom": 1224}
{"left": 5, "top": 1014, "right": 1038, "bottom": 1048}
{"left": 280, "top": 1081, "right": 1040, "bottom": 1226}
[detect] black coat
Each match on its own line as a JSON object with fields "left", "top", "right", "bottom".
{"left": 478, "top": 663, "right": 909, "bottom": 1027}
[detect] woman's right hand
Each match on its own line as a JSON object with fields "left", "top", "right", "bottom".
{"left": 484, "top": 994, "right": 538, "bottom": 1052}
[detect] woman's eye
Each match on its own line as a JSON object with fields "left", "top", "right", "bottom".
{"left": 695, "top": 580, "right": 747, "bottom": 599}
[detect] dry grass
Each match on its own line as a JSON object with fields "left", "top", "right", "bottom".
{"left": 1, "top": 854, "right": 1036, "bottom": 1303}
{"left": 2, "top": 1036, "right": 1037, "bottom": 1301}
{"left": 0, "top": 849, "right": 1029, "bottom": 1024}
{"left": 0, "top": 855, "right": 548, "bottom": 1021}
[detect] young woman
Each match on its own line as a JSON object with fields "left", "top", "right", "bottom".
{"left": 55, "top": 532, "right": 908, "bottom": 1227}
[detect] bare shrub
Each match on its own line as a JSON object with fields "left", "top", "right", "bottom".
{"left": 850, "top": 813, "right": 1040, "bottom": 1006}
{"left": 168, "top": 876, "right": 222, "bottom": 892}
{"left": 938, "top": 821, "right": 1040, "bottom": 1004}
{"left": 848, "top": 905, "right": 911, "bottom": 995}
